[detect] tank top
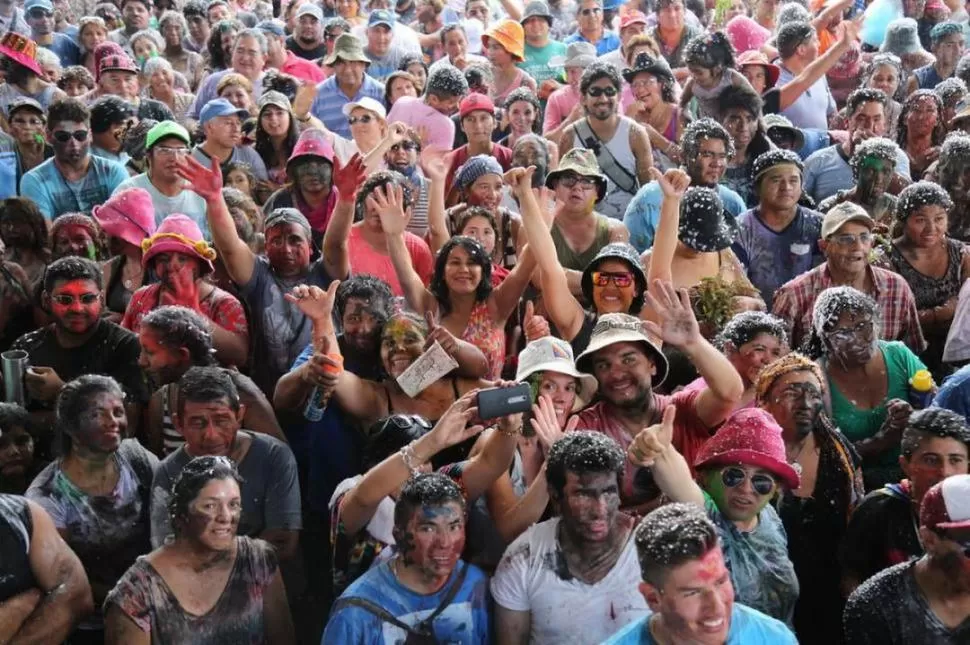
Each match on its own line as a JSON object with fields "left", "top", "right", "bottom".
{"left": 577, "top": 117, "right": 638, "bottom": 219}
{"left": 913, "top": 64, "right": 945, "bottom": 90}
{"left": 493, "top": 68, "right": 529, "bottom": 106}
{"left": 889, "top": 239, "right": 964, "bottom": 310}
{"left": 0, "top": 494, "right": 35, "bottom": 601}
{"left": 551, "top": 215, "right": 613, "bottom": 271}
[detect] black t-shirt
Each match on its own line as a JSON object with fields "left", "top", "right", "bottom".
{"left": 285, "top": 35, "right": 327, "bottom": 61}
{"left": 840, "top": 482, "right": 922, "bottom": 586}
{"left": 10, "top": 319, "right": 149, "bottom": 411}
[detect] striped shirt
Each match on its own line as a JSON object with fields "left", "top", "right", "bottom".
{"left": 310, "top": 75, "right": 384, "bottom": 140}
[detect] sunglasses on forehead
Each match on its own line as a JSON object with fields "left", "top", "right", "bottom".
{"left": 52, "top": 129, "right": 88, "bottom": 143}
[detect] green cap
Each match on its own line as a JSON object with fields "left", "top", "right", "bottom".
{"left": 146, "top": 120, "right": 190, "bottom": 149}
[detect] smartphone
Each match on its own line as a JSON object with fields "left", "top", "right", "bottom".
{"left": 477, "top": 383, "right": 532, "bottom": 420}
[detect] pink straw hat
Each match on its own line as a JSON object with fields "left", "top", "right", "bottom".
{"left": 92, "top": 188, "right": 157, "bottom": 249}
{"left": 141, "top": 214, "right": 217, "bottom": 274}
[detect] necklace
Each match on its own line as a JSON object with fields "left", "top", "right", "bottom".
{"left": 787, "top": 434, "right": 813, "bottom": 477}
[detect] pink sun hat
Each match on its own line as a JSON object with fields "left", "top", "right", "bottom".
{"left": 92, "top": 188, "right": 157, "bottom": 249}
{"left": 725, "top": 15, "right": 772, "bottom": 54}
{"left": 141, "top": 214, "right": 217, "bottom": 274}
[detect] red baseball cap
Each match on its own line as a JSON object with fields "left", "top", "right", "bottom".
{"left": 620, "top": 11, "right": 647, "bottom": 30}
{"left": 921, "top": 475, "right": 970, "bottom": 531}
{"left": 459, "top": 92, "right": 495, "bottom": 119}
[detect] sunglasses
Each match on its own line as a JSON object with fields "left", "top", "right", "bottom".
{"left": 720, "top": 466, "right": 776, "bottom": 496}
{"left": 591, "top": 271, "right": 633, "bottom": 287}
{"left": 559, "top": 175, "right": 597, "bottom": 189}
{"left": 587, "top": 86, "right": 618, "bottom": 98}
{"left": 390, "top": 141, "right": 418, "bottom": 152}
{"left": 51, "top": 293, "right": 100, "bottom": 306}
{"left": 383, "top": 414, "right": 432, "bottom": 432}
{"left": 52, "top": 129, "right": 89, "bottom": 143}
{"left": 348, "top": 114, "right": 375, "bottom": 125}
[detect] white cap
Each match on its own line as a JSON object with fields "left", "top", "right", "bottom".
{"left": 341, "top": 96, "right": 387, "bottom": 120}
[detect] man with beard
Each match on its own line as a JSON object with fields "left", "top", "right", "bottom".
{"left": 932, "top": 134, "right": 970, "bottom": 241}
{"left": 561, "top": 61, "right": 653, "bottom": 220}
{"left": 150, "top": 367, "right": 301, "bottom": 560}
{"left": 844, "top": 473, "right": 970, "bottom": 643}
{"left": 20, "top": 98, "right": 129, "bottom": 220}
{"left": 624, "top": 118, "right": 744, "bottom": 253}
{"left": 286, "top": 3, "right": 326, "bottom": 60}
{"left": 604, "top": 504, "right": 797, "bottom": 644}
{"left": 817, "top": 137, "right": 900, "bottom": 230}
{"left": 802, "top": 88, "right": 912, "bottom": 204}
{"left": 114, "top": 120, "right": 209, "bottom": 236}
{"left": 756, "top": 353, "right": 864, "bottom": 644}
{"left": 180, "top": 139, "right": 362, "bottom": 399}
{"left": 325, "top": 473, "right": 491, "bottom": 643}
{"left": 492, "top": 432, "right": 649, "bottom": 645}
{"left": 191, "top": 97, "right": 268, "bottom": 182}
{"left": 841, "top": 408, "right": 970, "bottom": 593}
{"left": 570, "top": 281, "right": 744, "bottom": 510}
{"left": 9, "top": 257, "right": 146, "bottom": 456}
{"left": 772, "top": 203, "right": 926, "bottom": 352}
{"left": 137, "top": 305, "right": 284, "bottom": 456}
{"left": 734, "top": 149, "right": 825, "bottom": 309}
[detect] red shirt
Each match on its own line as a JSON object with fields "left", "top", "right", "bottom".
{"left": 347, "top": 226, "right": 434, "bottom": 297}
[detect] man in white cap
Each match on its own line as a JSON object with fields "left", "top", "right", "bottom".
{"left": 286, "top": 2, "right": 327, "bottom": 60}
{"left": 844, "top": 473, "right": 970, "bottom": 644}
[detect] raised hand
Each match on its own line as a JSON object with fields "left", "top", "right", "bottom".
{"left": 420, "top": 146, "right": 449, "bottom": 183}
{"left": 369, "top": 184, "right": 409, "bottom": 236}
{"left": 302, "top": 335, "right": 344, "bottom": 391}
{"left": 424, "top": 311, "right": 459, "bottom": 356}
{"left": 531, "top": 395, "right": 578, "bottom": 452}
{"left": 387, "top": 122, "right": 409, "bottom": 145}
{"left": 292, "top": 82, "right": 316, "bottom": 120}
{"left": 159, "top": 262, "right": 201, "bottom": 309}
{"left": 523, "top": 300, "right": 550, "bottom": 342}
{"left": 651, "top": 167, "right": 691, "bottom": 200}
{"left": 175, "top": 155, "right": 223, "bottom": 202}
{"left": 503, "top": 166, "right": 536, "bottom": 196}
{"left": 284, "top": 281, "right": 339, "bottom": 324}
{"left": 332, "top": 154, "right": 366, "bottom": 199}
{"left": 431, "top": 388, "right": 485, "bottom": 448}
{"left": 643, "top": 279, "right": 702, "bottom": 349}
{"left": 627, "top": 404, "right": 675, "bottom": 467}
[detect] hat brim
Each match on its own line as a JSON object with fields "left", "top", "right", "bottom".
{"left": 481, "top": 34, "right": 525, "bottom": 62}
{"left": 575, "top": 330, "right": 669, "bottom": 388}
{"left": 0, "top": 48, "right": 43, "bottom": 77}
{"left": 580, "top": 252, "right": 647, "bottom": 307}
{"left": 824, "top": 214, "right": 876, "bottom": 237}
{"left": 521, "top": 13, "right": 553, "bottom": 24}
{"left": 8, "top": 102, "right": 43, "bottom": 117}
{"left": 143, "top": 240, "right": 215, "bottom": 274}
{"left": 766, "top": 124, "right": 805, "bottom": 150}
{"left": 681, "top": 216, "right": 735, "bottom": 253}
{"left": 694, "top": 449, "right": 801, "bottom": 490}
{"left": 622, "top": 64, "right": 673, "bottom": 85}
{"left": 545, "top": 168, "right": 608, "bottom": 202}
{"left": 933, "top": 519, "right": 970, "bottom": 530}
{"left": 323, "top": 51, "right": 371, "bottom": 66}
{"left": 515, "top": 361, "right": 599, "bottom": 411}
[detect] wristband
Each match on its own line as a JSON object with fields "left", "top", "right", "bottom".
{"left": 399, "top": 441, "right": 422, "bottom": 477}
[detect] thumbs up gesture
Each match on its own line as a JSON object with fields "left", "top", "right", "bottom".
{"left": 523, "top": 300, "right": 550, "bottom": 342}
{"left": 628, "top": 405, "right": 675, "bottom": 467}
{"left": 424, "top": 310, "right": 459, "bottom": 357}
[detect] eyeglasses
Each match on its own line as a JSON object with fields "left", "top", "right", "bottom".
{"left": 591, "top": 271, "right": 634, "bottom": 287}
{"left": 825, "top": 319, "right": 874, "bottom": 343}
{"left": 154, "top": 146, "right": 190, "bottom": 157}
{"left": 829, "top": 231, "right": 874, "bottom": 246}
{"left": 580, "top": 6, "right": 602, "bottom": 15}
{"left": 586, "top": 85, "right": 617, "bottom": 98}
{"left": 348, "top": 114, "right": 375, "bottom": 125}
{"left": 721, "top": 466, "right": 776, "bottom": 496}
{"left": 11, "top": 117, "right": 43, "bottom": 127}
{"left": 52, "top": 129, "right": 88, "bottom": 143}
{"left": 559, "top": 175, "right": 597, "bottom": 189}
{"left": 51, "top": 293, "right": 100, "bottom": 306}
{"left": 390, "top": 141, "right": 418, "bottom": 152}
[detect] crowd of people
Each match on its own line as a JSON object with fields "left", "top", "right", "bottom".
{"left": 5, "top": 0, "right": 970, "bottom": 642}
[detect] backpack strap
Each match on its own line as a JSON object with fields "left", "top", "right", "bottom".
{"left": 418, "top": 562, "right": 469, "bottom": 628}
{"left": 331, "top": 597, "right": 421, "bottom": 634}
{"left": 573, "top": 119, "right": 639, "bottom": 194}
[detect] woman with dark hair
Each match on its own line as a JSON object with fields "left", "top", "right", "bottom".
{"left": 896, "top": 89, "right": 946, "bottom": 180}
{"left": 500, "top": 87, "right": 553, "bottom": 158}
{"left": 254, "top": 90, "right": 301, "bottom": 192}
{"left": 679, "top": 31, "right": 753, "bottom": 120}
{"left": 0, "top": 402, "right": 45, "bottom": 494}
{"left": 50, "top": 213, "right": 109, "bottom": 262}
{"left": 805, "top": 286, "right": 927, "bottom": 490}
{"left": 624, "top": 52, "right": 686, "bottom": 171}
{"left": 103, "top": 455, "right": 295, "bottom": 644}
{"left": 79, "top": 16, "right": 109, "bottom": 77}
{"left": 879, "top": 182, "right": 970, "bottom": 376}
{"left": 382, "top": 168, "right": 537, "bottom": 380}
{"left": 718, "top": 84, "right": 773, "bottom": 208}
{"left": 398, "top": 53, "right": 428, "bottom": 94}
{"left": 26, "top": 374, "right": 158, "bottom": 643}
{"left": 453, "top": 206, "right": 510, "bottom": 285}
{"left": 206, "top": 20, "right": 238, "bottom": 73}
{"left": 0, "top": 196, "right": 49, "bottom": 285}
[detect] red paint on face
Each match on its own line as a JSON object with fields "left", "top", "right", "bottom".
{"left": 137, "top": 324, "right": 188, "bottom": 385}
{"left": 694, "top": 548, "right": 722, "bottom": 582}
{"left": 53, "top": 224, "right": 96, "bottom": 259}
{"left": 405, "top": 501, "right": 466, "bottom": 581}
{"left": 657, "top": 547, "right": 734, "bottom": 645}
{"left": 49, "top": 279, "right": 101, "bottom": 334}
{"left": 265, "top": 223, "right": 312, "bottom": 278}
{"left": 153, "top": 252, "right": 199, "bottom": 286}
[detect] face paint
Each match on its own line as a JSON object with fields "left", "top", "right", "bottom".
{"left": 182, "top": 477, "right": 241, "bottom": 551}
{"left": 380, "top": 316, "right": 425, "bottom": 377}
{"left": 48, "top": 279, "right": 101, "bottom": 335}
{"left": 265, "top": 223, "right": 312, "bottom": 278}
{"left": 341, "top": 297, "right": 382, "bottom": 353}
{"left": 704, "top": 467, "right": 773, "bottom": 527}
{"left": 398, "top": 500, "right": 465, "bottom": 580}
{"left": 293, "top": 159, "right": 333, "bottom": 195}
{"left": 72, "top": 390, "right": 126, "bottom": 453}
{"left": 53, "top": 224, "right": 97, "bottom": 260}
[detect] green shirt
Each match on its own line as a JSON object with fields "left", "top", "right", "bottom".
{"left": 519, "top": 40, "right": 567, "bottom": 85}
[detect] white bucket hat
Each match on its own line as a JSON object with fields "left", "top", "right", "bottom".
{"left": 575, "top": 313, "right": 669, "bottom": 387}
{"left": 516, "top": 337, "right": 599, "bottom": 411}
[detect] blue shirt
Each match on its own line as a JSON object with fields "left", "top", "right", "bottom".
{"left": 934, "top": 364, "right": 970, "bottom": 425}
{"left": 623, "top": 181, "right": 746, "bottom": 253}
{"left": 564, "top": 30, "right": 621, "bottom": 56}
{"left": 311, "top": 75, "right": 385, "bottom": 140}
{"left": 802, "top": 144, "right": 912, "bottom": 204}
{"left": 21, "top": 155, "right": 129, "bottom": 220}
{"left": 323, "top": 560, "right": 491, "bottom": 645}
{"left": 40, "top": 32, "right": 80, "bottom": 66}
{"left": 602, "top": 603, "right": 798, "bottom": 644}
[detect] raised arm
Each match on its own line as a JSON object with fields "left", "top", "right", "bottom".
{"left": 8, "top": 501, "right": 94, "bottom": 645}
{"left": 338, "top": 390, "right": 484, "bottom": 535}
{"left": 176, "top": 155, "right": 257, "bottom": 285}
{"left": 490, "top": 168, "right": 542, "bottom": 323}
{"left": 645, "top": 280, "right": 744, "bottom": 427}
{"left": 422, "top": 147, "right": 452, "bottom": 254}
{"left": 627, "top": 405, "right": 705, "bottom": 506}
{"left": 517, "top": 166, "right": 586, "bottom": 341}
{"left": 374, "top": 183, "right": 437, "bottom": 314}
{"left": 458, "top": 403, "right": 522, "bottom": 501}
{"left": 323, "top": 154, "right": 367, "bottom": 280}
{"left": 361, "top": 122, "right": 410, "bottom": 175}
{"left": 778, "top": 19, "right": 860, "bottom": 112}
{"left": 643, "top": 168, "right": 690, "bottom": 326}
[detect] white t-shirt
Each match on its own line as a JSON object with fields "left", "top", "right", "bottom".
{"left": 490, "top": 517, "right": 650, "bottom": 645}
{"left": 113, "top": 173, "right": 210, "bottom": 240}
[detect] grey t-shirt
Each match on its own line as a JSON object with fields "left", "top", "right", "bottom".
{"left": 150, "top": 431, "right": 302, "bottom": 547}
{"left": 113, "top": 173, "right": 210, "bottom": 239}
{"left": 191, "top": 144, "right": 269, "bottom": 181}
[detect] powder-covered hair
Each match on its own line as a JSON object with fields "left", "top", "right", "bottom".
{"left": 168, "top": 455, "right": 244, "bottom": 536}
{"left": 901, "top": 408, "right": 970, "bottom": 458}
{"left": 546, "top": 431, "right": 626, "bottom": 495}
{"left": 635, "top": 503, "right": 720, "bottom": 587}
{"left": 141, "top": 305, "right": 217, "bottom": 366}
{"left": 936, "top": 134, "right": 970, "bottom": 190}
{"left": 805, "top": 286, "right": 881, "bottom": 358}
{"left": 895, "top": 180, "right": 953, "bottom": 221}
{"left": 716, "top": 311, "right": 788, "bottom": 351}
{"left": 684, "top": 31, "right": 736, "bottom": 70}
{"left": 393, "top": 472, "right": 466, "bottom": 530}
{"left": 896, "top": 90, "right": 946, "bottom": 149}
{"left": 849, "top": 137, "right": 899, "bottom": 179}
{"left": 682, "top": 118, "right": 736, "bottom": 166}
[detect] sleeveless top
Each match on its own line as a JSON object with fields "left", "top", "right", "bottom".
{"left": 551, "top": 215, "right": 613, "bottom": 271}
{"left": 0, "top": 494, "right": 35, "bottom": 602}
{"left": 493, "top": 68, "right": 530, "bottom": 106}
{"left": 576, "top": 117, "right": 638, "bottom": 219}
{"left": 913, "top": 64, "right": 945, "bottom": 90}
{"left": 460, "top": 300, "right": 506, "bottom": 381}
{"left": 889, "top": 238, "right": 964, "bottom": 309}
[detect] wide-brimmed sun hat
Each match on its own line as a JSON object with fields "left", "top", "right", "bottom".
{"left": 482, "top": 19, "right": 526, "bottom": 62}
{"left": 324, "top": 33, "right": 371, "bottom": 66}
{"left": 545, "top": 148, "right": 608, "bottom": 202}
{"left": 575, "top": 313, "right": 669, "bottom": 386}
{"left": 736, "top": 49, "right": 780, "bottom": 88}
{"left": 141, "top": 214, "right": 217, "bottom": 274}
{"left": 92, "top": 188, "right": 157, "bottom": 249}
{"left": 0, "top": 33, "right": 43, "bottom": 77}
{"left": 516, "top": 336, "right": 599, "bottom": 410}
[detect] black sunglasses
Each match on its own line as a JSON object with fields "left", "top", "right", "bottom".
{"left": 383, "top": 414, "right": 432, "bottom": 432}
{"left": 721, "top": 466, "right": 775, "bottom": 496}
{"left": 52, "top": 129, "right": 89, "bottom": 143}
{"left": 587, "top": 86, "right": 618, "bottom": 98}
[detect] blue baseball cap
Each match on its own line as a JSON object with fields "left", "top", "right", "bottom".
{"left": 368, "top": 9, "right": 395, "bottom": 28}
{"left": 199, "top": 98, "right": 250, "bottom": 125}
{"left": 255, "top": 19, "right": 286, "bottom": 37}
{"left": 24, "top": 0, "right": 54, "bottom": 13}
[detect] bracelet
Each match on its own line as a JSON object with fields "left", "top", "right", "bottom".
{"left": 497, "top": 423, "right": 523, "bottom": 438}
{"left": 399, "top": 441, "right": 422, "bottom": 477}
{"left": 297, "top": 113, "right": 311, "bottom": 123}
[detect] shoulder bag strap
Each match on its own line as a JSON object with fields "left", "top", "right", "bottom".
{"left": 331, "top": 597, "right": 420, "bottom": 633}
{"left": 573, "top": 119, "right": 639, "bottom": 194}
{"left": 419, "top": 562, "right": 470, "bottom": 626}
